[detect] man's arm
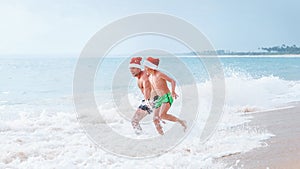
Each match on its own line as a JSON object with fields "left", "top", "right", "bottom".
{"left": 142, "top": 79, "right": 151, "bottom": 100}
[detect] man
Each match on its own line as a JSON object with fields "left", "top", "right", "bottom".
{"left": 129, "top": 57, "right": 158, "bottom": 135}
{"left": 144, "top": 57, "right": 187, "bottom": 135}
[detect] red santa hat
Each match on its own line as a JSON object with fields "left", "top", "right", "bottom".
{"left": 129, "top": 57, "right": 142, "bottom": 69}
{"left": 144, "top": 57, "right": 159, "bottom": 70}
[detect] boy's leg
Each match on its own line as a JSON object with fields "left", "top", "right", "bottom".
{"left": 159, "top": 103, "right": 178, "bottom": 122}
{"left": 153, "top": 107, "right": 164, "bottom": 135}
{"left": 159, "top": 103, "right": 187, "bottom": 131}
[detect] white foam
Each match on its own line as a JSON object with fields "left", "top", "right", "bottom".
{"left": 1, "top": 73, "right": 299, "bottom": 168}
{"left": 0, "top": 108, "right": 275, "bottom": 169}
{"left": 224, "top": 75, "right": 300, "bottom": 109}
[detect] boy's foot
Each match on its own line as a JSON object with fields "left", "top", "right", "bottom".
{"left": 179, "top": 120, "right": 187, "bottom": 132}
{"left": 155, "top": 123, "right": 164, "bottom": 135}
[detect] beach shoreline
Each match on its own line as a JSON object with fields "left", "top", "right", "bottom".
{"left": 220, "top": 102, "right": 300, "bottom": 169}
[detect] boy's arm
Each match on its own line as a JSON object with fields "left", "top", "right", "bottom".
{"left": 158, "top": 72, "right": 178, "bottom": 99}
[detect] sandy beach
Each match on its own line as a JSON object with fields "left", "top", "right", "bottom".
{"left": 221, "top": 102, "right": 300, "bottom": 169}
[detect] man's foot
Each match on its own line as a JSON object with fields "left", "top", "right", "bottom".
{"left": 132, "top": 123, "right": 143, "bottom": 135}
{"left": 134, "top": 127, "right": 143, "bottom": 135}
{"left": 179, "top": 120, "right": 187, "bottom": 132}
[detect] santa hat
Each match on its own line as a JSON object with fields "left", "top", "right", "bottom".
{"left": 129, "top": 57, "right": 142, "bottom": 69}
{"left": 144, "top": 57, "right": 159, "bottom": 70}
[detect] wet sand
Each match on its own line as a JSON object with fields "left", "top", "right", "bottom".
{"left": 221, "top": 102, "right": 300, "bottom": 169}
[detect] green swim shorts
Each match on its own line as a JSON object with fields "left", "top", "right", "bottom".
{"left": 154, "top": 92, "right": 173, "bottom": 108}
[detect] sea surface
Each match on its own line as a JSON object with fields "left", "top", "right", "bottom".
{"left": 1, "top": 55, "right": 300, "bottom": 168}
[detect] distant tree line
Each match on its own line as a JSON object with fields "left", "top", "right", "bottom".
{"left": 181, "top": 44, "right": 300, "bottom": 55}
{"left": 260, "top": 44, "right": 300, "bottom": 54}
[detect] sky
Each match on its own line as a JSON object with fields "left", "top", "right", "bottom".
{"left": 0, "top": 0, "right": 299, "bottom": 55}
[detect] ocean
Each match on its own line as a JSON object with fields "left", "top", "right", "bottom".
{"left": 1, "top": 55, "right": 300, "bottom": 168}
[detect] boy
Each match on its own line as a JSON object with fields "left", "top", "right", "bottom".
{"left": 144, "top": 57, "right": 187, "bottom": 135}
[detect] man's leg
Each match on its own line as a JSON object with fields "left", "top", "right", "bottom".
{"left": 131, "top": 109, "right": 148, "bottom": 134}
{"left": 159, "top": 103, "right": 187, "bottom": 131}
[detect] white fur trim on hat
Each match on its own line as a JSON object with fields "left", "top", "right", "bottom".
{"left": 129, "top": 63, "right": 142, "bottom": 69}
{"left": 144, "top": 60, "right": 158, "bottom": 70}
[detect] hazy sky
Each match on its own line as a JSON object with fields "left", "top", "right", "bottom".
{"left": 0, "top": 0, "right": 299, "bottom": 55}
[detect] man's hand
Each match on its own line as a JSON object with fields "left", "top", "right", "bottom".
{"left": 145, "top": 99, "right": 152, "bottom": 108}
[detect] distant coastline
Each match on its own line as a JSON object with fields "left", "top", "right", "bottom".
{"left": 178, "top": 51, "right": 300, "bottom": 56}
{"left": 178, "top": 44, "right": 300, "bottom": 56}
{"left": 2, "top": 45, "right": 299, "bottom": 57}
